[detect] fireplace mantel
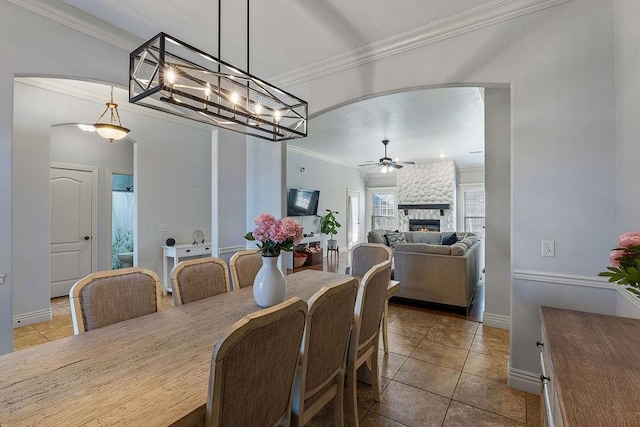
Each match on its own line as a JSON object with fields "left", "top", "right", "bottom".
{"left": 398, "top": 204, "right": 450, "bottom": 215}
{"left": 397, "top": 204, "right": 450, "bottom": 210}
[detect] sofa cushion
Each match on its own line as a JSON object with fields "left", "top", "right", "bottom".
{"left": 410, "top": 232, "right": 442, "bottom": 245}
{"left": 450, "top": 243, "right": 467, "bottom": 256}
{"left": 394, "top": 243, "right": 451, "bottom": 255}
{"left": 441, "top": 233, "right": 458, "bottom": 246}
{"left": 367, "top": 229, "right": 388, "bottom": 245}
{"left": 386, "top": 231, "right": 408, "bottom": 248}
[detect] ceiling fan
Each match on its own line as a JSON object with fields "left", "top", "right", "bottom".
{"left": 358, "top": 139, "right": 415, "bottom": 173}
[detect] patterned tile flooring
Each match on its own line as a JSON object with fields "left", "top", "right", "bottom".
{"left": 13, "top": 267, "right": 540, "bottom": 426}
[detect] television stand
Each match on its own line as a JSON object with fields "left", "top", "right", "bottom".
{"left": 285, "top": 235, "right": 321, "bottom": 269}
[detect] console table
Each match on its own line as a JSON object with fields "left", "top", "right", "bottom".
{"left": 285, "top": 235, "right": 321, "bottom": 269}
{"left": 161, "top": 242, "right": 212, "bottom": 294}
{"left": 539, "top": 306, "right": 640, "bottom": 426}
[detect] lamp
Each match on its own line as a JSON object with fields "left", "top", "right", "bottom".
{"left": 93, "top": 87, "right": 130, "bottom": 142}
{"left": 129, "top": 2, "right": 307, "bottom": 142}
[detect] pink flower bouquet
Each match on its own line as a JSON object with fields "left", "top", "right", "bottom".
{"left": 599, "top": 231, "right": 640, "bottom": 297}
{"left": 244, "top": 214, "right": 304, "bottom": 257}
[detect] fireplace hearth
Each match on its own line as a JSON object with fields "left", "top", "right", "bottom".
{"left": 409, "top": 219, "right": 440, "bottom": 232}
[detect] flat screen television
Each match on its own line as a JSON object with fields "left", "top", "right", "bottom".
{"left": 287, "top": 189, "right": 320, "bottom": 216}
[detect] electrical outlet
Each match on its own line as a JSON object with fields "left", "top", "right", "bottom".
{"left": 158, "top": 224, "right": 167, "bottom": 232}
{"left": 542, "top": 240, "right": 555, "bottom": 257}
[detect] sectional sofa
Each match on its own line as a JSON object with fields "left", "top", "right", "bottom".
{"left": 367, "top": 229, "right": 481, "bottom": 311}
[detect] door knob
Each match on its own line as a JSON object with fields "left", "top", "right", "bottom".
{"left": 84, "top": 236, "right": 90, "bottom": 240}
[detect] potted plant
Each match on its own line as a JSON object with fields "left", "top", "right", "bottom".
{"left": 319, "top": 209, "right": 341, "bottom": 250}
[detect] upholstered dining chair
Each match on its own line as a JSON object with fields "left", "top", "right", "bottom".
{"left": 291, "top": 278, "right": 359, "bottom": 427}
{"left": 229, "top": 249, "right": 262, "bottom": 290}
{"left": 70, "top": 267, "right": 162, "bottom": 335}
{"left": 171, "top": 257, "right": 231, "bottom": 306}
{"left": 346, "top": 260, "right": 392, "bottom": 427}
{"left": 205, "top": 298, "right": 308, "bottom": 427}
{"left": 347, "top": 243, "right": 394, "bottom": 353}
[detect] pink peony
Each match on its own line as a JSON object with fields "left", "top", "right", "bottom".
{"left": 617, "top": 231, "right": 640, "bottom": 248}
{"left": 609, "top": 249, "right": 625, "bottom": 267}
{"left": 247, "top": 213, "right": 304, "bottom": 256}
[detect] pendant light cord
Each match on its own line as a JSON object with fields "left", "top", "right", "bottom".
{"left": 218, "top": 0, "right": 250, "bottom": 73}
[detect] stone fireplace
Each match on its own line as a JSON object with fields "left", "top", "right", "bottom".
{"left": 409, "top": 219, "right": 441, "bottom": 231}
{"left": 397, "top": 161, "right": 456, "bottom": 231}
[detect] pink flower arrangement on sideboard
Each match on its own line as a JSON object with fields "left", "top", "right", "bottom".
{"left": 599, "top": 231, "right": 640, "bottom": 297}
{"left": 244, "top": 213, "right": 304, "bottom": 257}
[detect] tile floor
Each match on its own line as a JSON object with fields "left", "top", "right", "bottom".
{"left": 13, "top": 260, "right": 541, "bottom": 426}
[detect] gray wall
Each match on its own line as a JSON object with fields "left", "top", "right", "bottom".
{"left": 286, "top": 150, "right": 366, "bottom": 250}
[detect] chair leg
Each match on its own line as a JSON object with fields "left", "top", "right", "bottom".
{"left": 371, "top": 336, "right": 381, "bottom": 402}
{"left": 382, "top": 300, "right": 389, "bottom": 354}
{"left": 334, "top": 372, "right": 345, "bottom": 427}
{"left": 346, "top": 361, "right": 359, "bottom": 427}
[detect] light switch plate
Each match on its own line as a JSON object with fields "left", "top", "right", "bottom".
{"left": 0, "top": 274, "right": 5, "bottom": 284}
{"left": 542, "top": 240, "right": 555, "bottom": 257}
{"left": 158, "top": 224, "right": 167, "bottom": 232}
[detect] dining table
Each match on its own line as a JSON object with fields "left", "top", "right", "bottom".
{"left": 0, "top": 269, "right": 400, "bottom": 426}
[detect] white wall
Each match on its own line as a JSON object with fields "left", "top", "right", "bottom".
{"left": 0, "top": 0, "right": 136, "bottom": 352}
{"left": 614, "top": 0, "right": 640, "bottom": 234}
{"left": 280, "top": 0, "right": 617, "bottom": 389}
{"left": 286, "top": 150, "right": 366, "bottom": 250}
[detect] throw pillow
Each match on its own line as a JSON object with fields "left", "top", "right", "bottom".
{"left": 385, "top": 231, "right": 407, "bottom": 248}
{"left": 441, "top": 233, "right": 458, "bottom": 246}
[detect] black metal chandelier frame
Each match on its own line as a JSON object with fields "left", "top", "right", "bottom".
{"left": 129, "top": 2, "right": 307, "bottom": 141}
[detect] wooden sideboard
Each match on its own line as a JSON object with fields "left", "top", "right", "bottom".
{"left": 539, "top": 306, "right": 640, "bottom": 427}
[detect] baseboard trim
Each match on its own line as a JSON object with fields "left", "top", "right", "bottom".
{"left": 508, "top": 363, "right": 541, "bottom": 394}
{"left": 13, "top": 308, "right": 52, "bottom": 328}
{"left": 617, "top": 286, "right": 640, "bottom": 311}
{"left": 482, "top": 312, "right": 511, "bottom": 330}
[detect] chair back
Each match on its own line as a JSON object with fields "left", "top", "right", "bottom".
{"left": 293, "top": 278, "right": 358, "bottom": 425}
{"left": 353, "top": 260, "right": 392, "bottom": 348}
{"left": 171, "top": 257, "right": 230, "bottom": 306}
{"left": 229, "top": 249, "right": 262, "bottom": 290}
{"left": 205, "top": 298, "right": 307, "bottom": 427}
{"left": 349, "top": 243, "right": 393, "bottom": 277}
{"left": 70, "top": 267, "right": 161, "bottom": 334}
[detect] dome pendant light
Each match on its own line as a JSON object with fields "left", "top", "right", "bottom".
{"left": 93, "top": 87, "right": 130, "bottom": 142}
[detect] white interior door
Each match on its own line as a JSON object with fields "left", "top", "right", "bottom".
{"left": 50, "top": 167, "right": 93, "bottom": 297}
{"left": 347, "top": 189, "right": 360, "bottom": 249}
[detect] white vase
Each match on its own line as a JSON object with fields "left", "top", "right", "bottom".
{"left": 253, "top": 255, "right": 286, "bottom": 308}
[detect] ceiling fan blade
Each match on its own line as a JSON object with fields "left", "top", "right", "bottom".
{"left": 393, "top": 163, "right": 404, "bottom": 169}
{"left": 397, "top": 161, "right": 415, "bottom": 165}
{"left": 358, "top": 162, "right": 380, "bottom": 167}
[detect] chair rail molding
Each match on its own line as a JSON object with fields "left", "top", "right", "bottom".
{"left": 513, "top": 270, "right": 613, "bottom": 289}
{"left": 218, "top": 245, "right": 249, "bottom": 255}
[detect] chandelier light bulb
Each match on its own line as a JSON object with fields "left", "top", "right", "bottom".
{"left": 230, "top": 92, "right": 239, "bottom": 105}
{"left": 166, "top": 69, "right": 177, "bottom": 84}
{"left": 254, "top": 103, "right": 262, "bottom": 114}
{"left": 204, "top": 84, "right": 211, "bottom": 97}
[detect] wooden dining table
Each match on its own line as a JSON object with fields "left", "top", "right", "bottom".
{"left": 0, "top": 270, "right": 400, "bottom": 426}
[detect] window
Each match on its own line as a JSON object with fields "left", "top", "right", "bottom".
{"left": 371, "top": 192, "right": 396, "bottom": 230}
{"left": 461, "top": 187, "right": 485, "bottom": 238}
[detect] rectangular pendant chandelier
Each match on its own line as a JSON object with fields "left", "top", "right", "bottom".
{"left": 129, "top": 33, "right": 308, "bottom": 141}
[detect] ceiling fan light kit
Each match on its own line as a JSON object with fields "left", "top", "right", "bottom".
{"left": 129, "top": 31, "right": 308, "bottom": 141}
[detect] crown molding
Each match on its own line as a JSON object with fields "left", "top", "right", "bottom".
{"left": 7, "top": 0, "right": 141, "bottom": 51}
{"left": 286, "top": 145, "right": 358, "bottom": 170}
{"left": 15, "top": 77, "right": 212, "bottom": 131}
{"left": 270, "top": 0, "right": 572, "bottom": 87}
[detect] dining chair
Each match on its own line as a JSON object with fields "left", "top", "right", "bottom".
{"left": 291, "top": 277, "right": 359, "bottom": 427}
{"left": 346, "top": 260, "right": 393, "bottom": 427}
{"left": 69, "top": 267, "right": 162, "bottom": 335}
{"left": 347, "top": 243, "right": 394, "bottom": 353}
{"left": 205, "top": 297, "right": 308, "bottom": 427}
{"left": 171, "top": 257, "right": 231, "bottom": 306}
{"left": 229, "top": 249, "right": 262, "bottom": 290}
